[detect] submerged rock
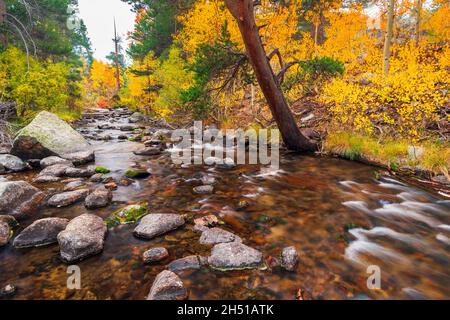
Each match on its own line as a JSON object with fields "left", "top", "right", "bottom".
{"left": 85, "top": 186, "right": 113, "bottom": 209}
{"left": 0, "top": 215, "right": 18, "bottom": 228}
{"left": 208, "top": 242, "right": 264, "bottom": 271}
{"left": 57, "top": 214, "right": 107, "bottom": 263}
{"left": 0, "top": 154, "right": 28, "bottom": 172}
{"left": 147, "top": 270, "right": 188, "bottom": 300}
{"left": 0, "top": 221, "right": 11, "bottom": 246}
{"left": 40, "top": 156, "right": 72, "bottom": 168}
{"left": 33, "top": 175, "right": 62, "bottom": 184}
{"left": 194, "top": 215, "right": 219, "bottom": 228}
{"left": 63, "top": 180, "right": 88, "bottom": 191}
{"left": 104, "top": 182, "right": 118, "bottom": 191}
{"left": 143, "top": 247, "right": 169, "bottom": 264}
{"left": 117, "top": 177, "right": 134, "bottom": 186}
{"left": 107, "top": 202, "right": 148, "bottom": 227}
{"left": 13, "top": 217, "right": 69, "bottom": 248}
{"left": 134, "top": 214, "right": 185, "bottom": 240}
{"left": 0, "top": 181, "right": 45, "bottom": 219}
{"left": 47, "top": 189, "right": 89, "bottom": 207}
{"left": 0, "top": 284, "right": 16, "bottom": 297}
{"left": 167, "top": 255, "right": 206, "bottom": 273}
{"left": 193, "top": 185, "right": 214, "bottom": 195}
{"left": 280, "top": 246, "right": 299, "bottom": 272}
{"left": 125, "top": 168, "right": 151, "bottom": 179}
{"left": 11, "top": 111, "right": 91, "bottom": 160}
{"left": 89, "top": 173, "right": 104, "bottom": 183}
{"left": 199, "top": 228, "right": 241, "bottom": 245}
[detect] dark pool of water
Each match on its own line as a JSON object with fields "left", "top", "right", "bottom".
{"left": 1, "top": 113, "right": 449, "bottom": 300}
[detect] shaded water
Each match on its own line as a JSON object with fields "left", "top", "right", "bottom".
{"left": 0, "top": 111, "right": 449, "bottom": 300}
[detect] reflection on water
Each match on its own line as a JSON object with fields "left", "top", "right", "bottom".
{"left": 0, "top": 115, "right": 449, "bottom": 300}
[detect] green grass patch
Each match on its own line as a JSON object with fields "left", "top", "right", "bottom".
{"left": 325, "top": 132, "right": 449, "bottom": 175}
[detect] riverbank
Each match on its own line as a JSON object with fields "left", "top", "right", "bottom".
{"left": 322, "top": 131, "right": 449, "bottom": 197}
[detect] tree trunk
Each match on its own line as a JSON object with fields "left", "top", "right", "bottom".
{"left": 383, "top": 0, "right": 395, "bottom": 75}
{"left": 314, "top": 22, "right": 319, "bottom": 57}
{"left": 415, "top": 0, "right": 422, "bottom": 47}
{"left": 113, "top": 19, "right": 121, "bottom": 93}
{"left": 0, "top": 0, "right": 7, "bottom": 47}
{"left": 224, "top": 0, "right": 315, "bottom": 152}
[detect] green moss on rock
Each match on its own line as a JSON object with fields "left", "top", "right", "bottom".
{"left": 95, "top": 167, "right": 111, "bottom": 174}
{"left": 125, "top": 168, "right": 150, "bottom": 179}
{"left": 106, "top": 202, "right": 149, "bottom": 227}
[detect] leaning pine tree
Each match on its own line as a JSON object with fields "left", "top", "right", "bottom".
{"left": 224, "top": 0, "right": 316, "bottom": 152}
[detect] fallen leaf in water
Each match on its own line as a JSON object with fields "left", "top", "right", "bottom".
{"left": 296, "top": 289, "right": 305, "bottom": 300}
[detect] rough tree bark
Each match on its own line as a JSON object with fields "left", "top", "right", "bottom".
{"left": 383, "top": 0, "right": 395, "bottom": 75}
{"left": 0, "top": 0, "right": 7, "bottom": 47}
{"left": 224, "top": 0, "right": 315, "bottom": 152}
{"left": 415, "top": 0, "right": 422, "bottom": 47}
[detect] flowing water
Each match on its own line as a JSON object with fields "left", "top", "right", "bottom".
{"left": 0, "top": 110, "right": 449, "bottom": 300}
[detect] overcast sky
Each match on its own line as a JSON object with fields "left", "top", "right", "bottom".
{"left": 78, "top": 0, "right": 136, "bottom": 61}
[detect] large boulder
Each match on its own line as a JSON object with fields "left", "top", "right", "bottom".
{"left": 147, "top": 270, "right": 188, "bottom": 300}
{"left": 11, "top": 111, "right": 91, "bottom": 160}
{"left": 13, "top": 218, "right": 69, "bottom": 248}
{"left": 57, "top": 214, "right": 107, "bottom": 263}
{"left": 134, "top": 214, "right": 185, "bottom": 240}
{"left": 0, "top": 181, "right": 45, "bottom": 219}
{"left": 0, "top": 154, "right": 28, "bottom": 172}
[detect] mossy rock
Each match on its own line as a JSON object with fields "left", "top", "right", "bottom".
{"left": 106, "top": 202, "right": 149, "bottom": 228}
{"left": 125, "top": 168, "right": 150, "bottom": 179}
{"left": 95, "top": 167, "right": 111, "bottom": 174}
{"left": 11, "top": 111, "right": 90, "bottom": 160}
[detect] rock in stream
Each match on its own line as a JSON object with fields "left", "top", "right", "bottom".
{"left": 134, "top": 214, "right": 185, "bottom": 240}
{"left": 208, "top": 242, "right": 264, "bottom": 271}
{"left": 0, "top": 181, "right": 46, "bottom": 219}
{"left": 13, "top": 218, "right": 69, "bottom": 248}
{"left": 147, "top": 270, "right": 188, "bottom": 300}
{"left": 11, "top": 111, "right": 91, "bottom": 160}
{"left": 57, "top": 214, "right": 107, "bottom": 263}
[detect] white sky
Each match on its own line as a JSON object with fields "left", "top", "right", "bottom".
{"left": 78, "top": 0, "right": 136, "bottom": 61}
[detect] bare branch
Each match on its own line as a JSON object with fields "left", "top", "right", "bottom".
{"left": 5, "top": 20, "right": 30, "bottom": 71}
{"left": 267, "top": 48, "right": 284, "bottom": 70}
{"left": 276, "top": 60, "right": 305, "bottom": 84}
{"left": 5, "top": 13, "right": 37, "bottom": 56}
